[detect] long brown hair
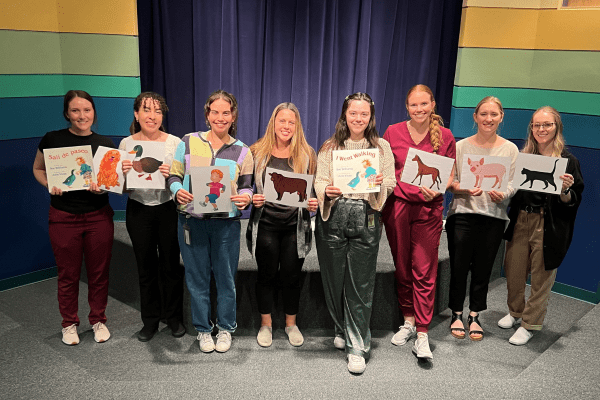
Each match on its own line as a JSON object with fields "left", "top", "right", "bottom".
{"left": 320, "top": 92, "right": 379, "bottom": 153}
{"left": 523, "top": 106, "right": 565, "bottom": 157}
{"left": 130, "top": 92, "right": 169, "bottom": 135}
{"left": 250, "top": 103, "right": 316, "bottom": 175}
{"left": 204, "top": 90, "right": 238, "bottom": 138}
{"left": 405, "top": 84, "right": 443, "bottom": 152}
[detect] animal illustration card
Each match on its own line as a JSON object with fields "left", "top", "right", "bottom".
{"left": 43, "top": 145, "right": 95, "bottom": 193}
{"left": 332, "top": 149, "right": 380, "bottom": 194}
{"left": 263, "top": 167, "right": 314, "bottom": 208}
{"left": 513, "top": 153, "right": 567, "bottom": 195}
{"left": 459, "top": 154, "right": 512, "bottom": 192}
{"left": 125, "top": 141, "right": 165, "bottom": 189}
{"left": 190, "top": 166, "right": 232, "bottom": 213}
{"left": 400, "top": 148, "right": 454, "bottom": 194}
{"left": 93, "top": 146, "right": 127, "bottom": 194}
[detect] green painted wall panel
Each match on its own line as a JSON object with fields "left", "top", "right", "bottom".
{"left": 59, "top": 33, "right": 140, "bottom": 77}
{"left": 0, "top": 75, "right": 140, "bottom": 98}
{"left": 455, "top": 48, "right": 600, "bottom": 93}
{"left": 452, "top": 86, "right": 600, "bottom": 116}
{"left": 0, "top": 31, "right": 62, "bottom": 74}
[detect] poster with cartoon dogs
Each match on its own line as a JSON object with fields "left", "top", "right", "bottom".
{"left": 400, "top": 148, "right": 454, "bottom": 194}
{"left": 190, "top": 166, "right": 232, "bottom": 213}
{"left": 93, "top": 146, "right": 127, "bottom": 194}
{"left": 124, "top": 141, "right": 166, "bottom": 189}
{"left": 459, "top": 154, "right": 512, "bottom": 192}
{"left": 513, "top": 153, "right": 567, "bottom": 195}
{"left": 332, "top": 149, "right": 380, "bottom": 194}
{"left": 263, "top": 167, "right": 314, "bottom": 208}
{"left": 43, "top": 145, "right": 95, "bottom": 193}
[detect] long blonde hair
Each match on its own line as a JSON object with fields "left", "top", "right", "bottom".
{"left": 250, "top": 103, "right": 316, "bottom": 175}
{"left": 522, "top": 106, "right": 565, "bottom": 157}
{"left": 406, "top": 84, "right": 443, "bottom": 152}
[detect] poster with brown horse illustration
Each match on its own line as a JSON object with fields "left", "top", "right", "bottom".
{"left": 400, "top": 148, "right": 454, "bottom": 194}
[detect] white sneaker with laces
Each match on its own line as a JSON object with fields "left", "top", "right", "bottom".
{"left": 509, "top": 327, "right": 533, "bottom": 345}
{"left": 333, "top": 335, "right": 345, "bottom": 350}
{"left": 412, "top": 332, "right": 433, "bottom": 360}
{"left": 215, "top": 330, "right": 232, "bottom": 352}
{"left": 92, "top": 322, "right": 110, "bottom": 343}
{"left": 391, "top": 320, "right": 416, "bottom": 346}
{"left": 498, "top": 314, "right": 521, "bottom": 329}
{"left": 347, "top": 354, "right": 366, "bottom": 374}
{"left": 62, "top": 324, "right": 79, "bottom": 345}
{"left": 198, "top": 332, "right": 215, "bottom": 353}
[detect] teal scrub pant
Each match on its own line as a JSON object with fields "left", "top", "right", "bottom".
{"left": 316, "top": 198, "right": 381, "bottom": 358}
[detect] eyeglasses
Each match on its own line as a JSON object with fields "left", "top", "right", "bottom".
{"left": 531, "top": 122, "right": 555, "bottom": 131}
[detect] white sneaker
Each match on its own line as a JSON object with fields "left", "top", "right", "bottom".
{"left": 347, "top": 354, "right": 366, "bottom": 374}
{"left": 509, "top": 327, "right": 533, "bottom": 345}
{"left": 333, "top": 335, "right": 346, "bottom": 350}
{"left": 391, "top": 320, "right": 416, "bottom": 346}
{"left": 215, "top": 330, "right": 232, "bottom": 352}
{"left": 257, "top": 325, "right": 272, "bottom": 347}
{"left": 498, "top": 314, "right": 521, "bottom": 329}
{"left": 61, "top": 324, "right": 79, "bottom": 345}
{"left": 412, "top": 332, "right": 433, "bottom": 360}
{"left": 198, "top": 332, "right": 215, "bottom": 353}
{"left": 92, "top": 322, "right": 110, "bottom": 343}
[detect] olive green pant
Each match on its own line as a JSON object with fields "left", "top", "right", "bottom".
{"left": 316, "top": 198, "right": 381, "bottom": 358}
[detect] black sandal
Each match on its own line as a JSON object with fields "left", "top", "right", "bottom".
{"left": 450, "top": 312, "right": 465, "bottom": 339}
{"left": 467, "top": 314, "right": 484, "bottom": 341}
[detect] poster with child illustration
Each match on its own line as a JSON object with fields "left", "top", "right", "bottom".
{"left": 93, "top": 146, "right": 127, "bottom": 194}
{"left": 190, "top": 166, "right": 232, "bottom": 213}
{"left": 332, "top": 149, "right": 380, "bottom": 194}
{"left": 43, "top": 145, "right": 95, "bottom": 192}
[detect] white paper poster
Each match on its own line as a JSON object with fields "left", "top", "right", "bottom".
{"left": 513, "top": 153, "right": 568, "bottom": 195}
{"left": 332, "top": 149, "right": 380, "bottom": 194}
{"left": 399, "top": 148, "right": 454, "bottom": 194}
{"left": 43, "top": 145, "right": 94, "bottom": 193}
{"left": 93, "top": 146, "right": 127, "bottom": 194}
{"left": 263, "top": 167, "right": 314, "bottom": 208}
{"left": 190, "top": 166, "right": 232, "bottom": 213}
{"left": 125, "top": 141, "right": 165, "bottom": 189}
{"left": 459, "top": 154, "right": 512, "bottom": 192}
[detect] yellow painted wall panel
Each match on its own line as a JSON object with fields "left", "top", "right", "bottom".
{"left": 460, "top": 8, "right": 600, "bottom": 50}
{"left": 0, "top": 0, "right": 58, "bottom": 32}
{"left": 57, "top": 0, "right": 138, "bottom": 35}
{"left": 464, "top": 0, "right": 548, "bottom": 9}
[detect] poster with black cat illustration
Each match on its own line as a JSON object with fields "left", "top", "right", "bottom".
{"left": 513, "top": 153, "right": 568, "bottom": 195}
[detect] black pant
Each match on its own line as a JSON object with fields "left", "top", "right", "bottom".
{"left": 446, "top": 213, "right": 505, "bottom": 312}
{"left": 126, "top": 198, "right": 184, "bottom": 328}
{"left": 255, "top": 224, "right": 305, "bottom": 315}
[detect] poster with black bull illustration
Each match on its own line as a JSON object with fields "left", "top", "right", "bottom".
{"left": 513, "top": 153, "right": 567, "bottom": 195}
{"left": 400, "top": 148, "right": 454, "bottom": 194}
{"left": 263, "top": 167, "right": 314, "bottom": 208}
{"left": 332, "top": 149, "right": 380, "bottom": 194}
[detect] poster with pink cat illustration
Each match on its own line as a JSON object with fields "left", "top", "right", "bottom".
{"left": 459, "top": 154, "right": 512, "bottom": 192}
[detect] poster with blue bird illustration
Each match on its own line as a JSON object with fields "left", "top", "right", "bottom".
{"left": 43, "top": 145, "right": 94, "bottom": 193}
{"left": 332, "top": 149, "right": 380, "bottom": 194}
{"left": 125, "top": 141, "right": 166, "bottom": 189}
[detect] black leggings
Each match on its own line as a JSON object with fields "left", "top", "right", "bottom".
{"left": 446, "top": 213, "right": 505, "bottom": 313}
{"left": 255, "top": 224, "right": 305, "bottom": 315}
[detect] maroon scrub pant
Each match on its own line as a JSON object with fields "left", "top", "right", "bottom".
{"left": 48, "top": 205, "right": 114, "bottom": 328}
{"left": 383, "top": 197, "right": 443, "bottom": 333}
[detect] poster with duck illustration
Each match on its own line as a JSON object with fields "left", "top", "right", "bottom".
{"left": 125, "top": 141, "right": 165, "bottom": 189}
{"left": 513, "top": 153, "right": 567, "bottom": 195}
{"left": 263, "top": 167, "right": 314, "bottom": 208}
{"left": 43, "top": 145, "right": 95, "bottom": 193}
{"left": 399, "top": 148, "right": 454, "bottom": 194}
{"left": 93, "top": 146, "right": 127, "bottom": 194}
{"left": 459, "top": 154, "right": 512, "bottom": 192}
{"left": 190, "top": 166, "right": 232, "bottom": 213}
{"left": 332, "top": 149, "right": 380, "bottom": 194}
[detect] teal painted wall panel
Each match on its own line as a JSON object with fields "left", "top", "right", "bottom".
{"left": 0, "top": 75, "right": 141, "bottom": 98}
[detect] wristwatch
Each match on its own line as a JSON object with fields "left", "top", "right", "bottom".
{"left": 563, "top": 188, "right": 571, "bottom": 195}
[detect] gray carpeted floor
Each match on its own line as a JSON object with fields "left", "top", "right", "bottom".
{"left": 1, "top": 275, "right": 598, "bottom": 399}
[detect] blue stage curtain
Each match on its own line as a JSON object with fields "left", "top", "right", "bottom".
{"left": 138, "top": 0, "right": 462, "bottom": 149}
